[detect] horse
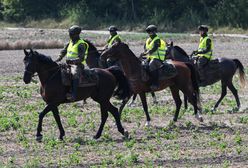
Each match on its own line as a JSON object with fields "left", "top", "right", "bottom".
{"left": 85, "top": 39, "right": 157, "bottom": 107}
{"left": 166, "top": 42, "right": 246, "bottom": 111}
{"left": 100, "top": 42, "right": 203, "bottom": 126}
{"left": 23, "top": 49, "right": 129, "bottom": 141}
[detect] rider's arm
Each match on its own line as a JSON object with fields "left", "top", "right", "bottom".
{"left": 147, "top": 39, "right": 160, "bottom": 55}
{"left": 197, "top": 38, "right": 211, "bottom": 54}
{"left": 60, "top": 43, "right": 69, "bottom": 58}
{"left": 55, "top": 43, "right": 69, "bottom": 62}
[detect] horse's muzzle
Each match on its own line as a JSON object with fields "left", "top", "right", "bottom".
{"left": 23, "top": 71, "right": 32, "bottom": 84}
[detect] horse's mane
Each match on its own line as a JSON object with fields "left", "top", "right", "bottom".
{"left": 84, "top": 39, "right": 98, "bottom": 52}
{"left": 35, "top": 51, "right": 57, "bottom": 65}
{"left": 174, "top": 46, "right": 189, "bottom": 57}
{"left": 121, "top": 42, "right": 140, "bottom": 63}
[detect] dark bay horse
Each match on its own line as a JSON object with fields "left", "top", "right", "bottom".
{"left": 167, "top": 43, "right": 246, "bottom": 111}
{"left": 101, "top": 42, "right": 203, "bottom": 126}
{"left": 23, "top": 49, "right": 129, "bottom": 141}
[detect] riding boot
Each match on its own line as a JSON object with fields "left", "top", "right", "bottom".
{"left": 68, "top": 79, "right": 79, "bottom": 101}
{"left": 150, "top": 70, "right": 159, "bottom": 91}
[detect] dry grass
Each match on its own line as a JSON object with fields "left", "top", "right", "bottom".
{"left": 0, "top": 40, "right": 64, "bottom": 50}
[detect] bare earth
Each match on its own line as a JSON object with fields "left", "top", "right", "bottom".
{"left": 0, "top": 28, "right": 248, "bottom": 167}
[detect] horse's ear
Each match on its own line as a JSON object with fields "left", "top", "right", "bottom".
{"left": 24, "top": 49, "right": 28, "bottom": 56}
{"left": 30, "top": 48, "right": 33, "bottom": 54}
{"left": 170, "top": 41, "right": 173, "bottom": 46}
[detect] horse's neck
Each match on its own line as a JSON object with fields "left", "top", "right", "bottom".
{"left": 87, "top": 47, "right": 100, "bottom": 68}
{"left": 173, "top": 48, "right": 189, "bottom": 62}
{"left": 119, "top": 51, "right": 141, "bottom": 79}
{"left": 37, "top": 63, "right": 59, "bottom": 86}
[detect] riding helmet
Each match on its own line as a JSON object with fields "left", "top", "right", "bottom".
{"left": 198, "top": 25, "right": 208, "bottom": 32}
{"left": 146, "top": 25, "right": 157, "bottom": 32}
{"left": 69, "top": 25, "right": 82, "bottom": 35}
{"left": 108, "top": 25, "right": 118, "bottom": 32}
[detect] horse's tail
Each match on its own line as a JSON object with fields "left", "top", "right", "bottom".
{"left": 185, "top": 63, "right": 199, "bottom": 93}
{"left": 107, "top": 66, "right": 132, "bottom": 100}
{"left": 233, "top": 59, "right": 246, "bottom": 88}
{"left": 185, "top": 63, "right": 201, "bottom": 106}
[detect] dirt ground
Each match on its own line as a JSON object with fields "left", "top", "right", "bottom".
{"left": 0, "top": 28, "right": 248, "bottom": 167}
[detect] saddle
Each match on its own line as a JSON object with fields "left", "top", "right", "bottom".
{"left": 60, "top": 64, "right": 98, "bottom": 87}
{"left": 196, "top": 59, "right": 221, "bottom": 86}
{"left": 141, "top": 60, "right": 177, "bottom": 82}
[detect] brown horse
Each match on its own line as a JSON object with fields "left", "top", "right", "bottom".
{"left": 23, "top": 49, "right": 129, "bottom": 141}
{"left": 166, "top": 43, "right": 246, "bottom": 111}
{"left": 101, "top": 42, "right": 203, "bottom": 126}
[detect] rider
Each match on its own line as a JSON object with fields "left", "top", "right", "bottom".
{"left": 141, "top": 25, "right": 167, "bottom": 90}
{"left": 193, "top": 25, "right": 213, "bottom": 81}
{"left": 56, "top": 25, "right": 89, "bottom": 101}
{"left": 103, "top": 25, "right": 122, "bottom": 67}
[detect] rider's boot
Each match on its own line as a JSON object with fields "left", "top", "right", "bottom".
{"left": 67, "top": 79, "right": 79, "bottom": 101}
{"left": 150, "top": 70, "right": 159, "bottom": 91}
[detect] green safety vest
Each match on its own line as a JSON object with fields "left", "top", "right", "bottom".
{"left": 145, "top": 36, "right": 166, "bottom": 60}
{"left": 107, "top": 34, "right": 122, "bottom": 48}
{"left": 197, "top": 36, "right": 213, "bottom": 60}
{"left": 66, "top": 39, "right": 89, "bottom": 64}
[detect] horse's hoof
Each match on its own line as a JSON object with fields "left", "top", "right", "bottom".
{"left": 123, "top": 130, "right": 129, "bottom": 139}
{"left": 58, "top": 136, "right": 64, "bottom": 141}
{"left": 211, "top": 107, "right": 216, "bottom": 112}
{"left": 36, "top": 135, "right": 43, "bottom": 142}
{"left": 145, "top": 121, "right": 151, "bottom": 127}
{"left": 173, "top": 118, "right": 177, "bottom": 122}
{"left": 93, "top": 134, "right": 101, "bottom": 140}
{"left": 195, "top": 114, "right": 203, "bottom": 122}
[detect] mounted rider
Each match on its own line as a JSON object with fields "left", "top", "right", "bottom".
{"left": 193, "top": 25, "right": 214, "bottom": 81}
{"left": 103, "top": 25, "right": 122, "bottom": 67}
{"left": 56, "top": 25, "right": 89, "bottom": 101}
{"left": 141, "top": 25, "right": 167, "bottom": 90}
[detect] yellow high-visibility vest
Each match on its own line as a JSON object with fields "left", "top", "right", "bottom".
{"left": 197, "top": 36, "right": 213, "bottom": 60}
{"left": 145, "top": 36, "right": 166, "bottom": 60}
{"left": 66, "top": 39, "right": 89, "bottom": 64}
{"left": 107, "top": 34, "right": 122, "bottom": 48}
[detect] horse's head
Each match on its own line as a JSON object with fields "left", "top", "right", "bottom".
{"left": 23, "top": 49, "right": 38, "bottom": 84}
{"left": 100, "top": 42, "right": 129, "bottom": 60}
{"left": 166, "top": 42, "right": 190, "bottom": 62}
{"left": 166, "top": 41, "right": 174, "bottom": 59}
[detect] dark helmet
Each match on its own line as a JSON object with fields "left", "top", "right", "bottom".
{"left": 146, "top": 25, "right": 157, "bottom": 33}
{"left": 108, "top": 25, "right": 118, "bottom": 32}
{"left": 198, "top": 25, "right": 208, "bottom": 32}
{"left": 69, "top": 25, "right": 81, "bottom": 35}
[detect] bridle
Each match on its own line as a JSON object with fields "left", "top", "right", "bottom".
{"left": 25, "top": 61, "right": 60, "bottom": 84}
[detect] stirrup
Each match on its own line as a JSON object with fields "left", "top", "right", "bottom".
{"left": 150, "top": 85, "right": 159, "bottom": 91}
{"left": 66, "top": 93, "right": 76, "bottom": 101}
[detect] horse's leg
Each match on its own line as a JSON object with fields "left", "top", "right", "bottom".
{"left": 213, "top": 81, "right": 227, "bottom": 111}
{"left": 227, "top": 81, "right": 240, "bottom": 110}
{"left": 36, "top": 104, "right": 52, "bottom": 141}
{"left": 108, "top": 102, "right": 128, "bottom": 138}
{"left": 51, "top": 105, "right": 65, "bottom": 140}
{"left": 181, "top": 87, "right": 203, "bottom": 122}
{"left": 139, "top": 92, "right": 151, "bottom": 126}
{"left": 94, "top": 104, "right": 108, "bottom": 139}
{"left": 128, "top": 94, "right": 137, "bottom": 106}
{"left": 151, "top": 92, "right": 158, "bottom": 104}
{"left": 119, "top": 98, "right": 129, "bottom": 117}
{"left": 170, "top": 86, "right": 182, "bottom": 122}
{"left": 184, "top": 94, "right": 188, "bottom": 109}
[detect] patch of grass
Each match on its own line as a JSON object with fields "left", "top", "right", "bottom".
{"left": 239, "top": 115, "right": 248, "bottom": 124}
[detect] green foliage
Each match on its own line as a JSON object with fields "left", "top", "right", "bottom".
{"left": 0, "top": 0, "right": 247, "bottom": 30}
